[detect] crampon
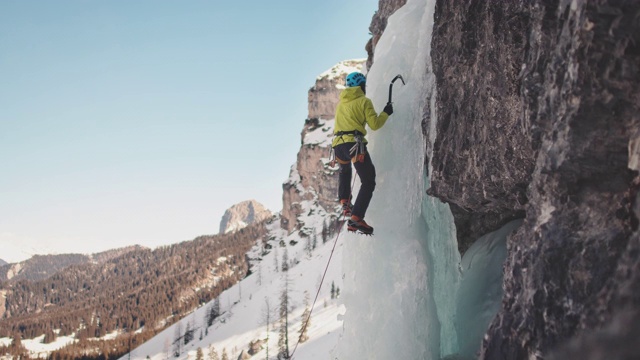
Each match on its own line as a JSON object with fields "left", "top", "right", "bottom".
{"left": 347, "top": 218, "right": 374, "bottom": 236}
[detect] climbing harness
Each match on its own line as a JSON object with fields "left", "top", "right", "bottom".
{"left": 330, "top": 130, "right": 366, "bottom": 165}
{"left": 289, "top": 173, "right": 358, "bottom": 360}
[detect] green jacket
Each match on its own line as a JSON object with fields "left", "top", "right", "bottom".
{"left": 332, "top": 86, "right": 389, "bottom": 147}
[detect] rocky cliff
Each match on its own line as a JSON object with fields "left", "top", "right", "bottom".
{"left": 424, "top": 0, "right": 639, "bottom": 359}
{"left": 219, "top": 200, "right": 272, "bottom": 234}
{"left": 368, "top": 0, "right": 639, "bottom": 357}
{"left": 280, "top": 60, "right": 365, "bottom": 233}
{"left": 366, "top": 0, "right": 408, "bottom": 69}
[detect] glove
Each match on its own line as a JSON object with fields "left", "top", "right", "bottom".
{"left": 383, "top": 103, "right": 394, "bottom": 116}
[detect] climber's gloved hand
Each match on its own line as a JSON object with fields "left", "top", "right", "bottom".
{"left": 384, "top": 103, "right": 394, "bottom": 116}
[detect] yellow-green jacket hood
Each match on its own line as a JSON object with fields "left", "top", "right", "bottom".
{"left": 332, "top": 87, "right": 389, "bottom": 147}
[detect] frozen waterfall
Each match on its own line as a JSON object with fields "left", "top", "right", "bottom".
{"left": 337, "top": 0, "right": 522, "bottom": 359}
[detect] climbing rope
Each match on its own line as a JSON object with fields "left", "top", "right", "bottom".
{"left": 289, "top": 173, "right": 357, "bottom": 360}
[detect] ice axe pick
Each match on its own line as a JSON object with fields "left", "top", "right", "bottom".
{"left": 388, "top": 74, "right": 405, "bottom": 105}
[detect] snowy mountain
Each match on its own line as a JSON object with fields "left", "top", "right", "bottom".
{"left": 3, "top": 0, "right": 637, "bottom": 358}
{"left": 114, "top": 59, "right": 359, "bottom": 360}
{"left": 0, "top": 231, "right": 263, "bottom": 359}
{"left": 118, "top": 210, "right": 345, "bottom": 360}
{"left": 219, "top": 200, "right": 272, "bottom": 234}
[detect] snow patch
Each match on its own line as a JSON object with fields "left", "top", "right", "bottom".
{"left": 303, "top": 119, "right": 335, "bottom": 147}
{"left": 316, "top": 59, "right": 366, "bottom": 83}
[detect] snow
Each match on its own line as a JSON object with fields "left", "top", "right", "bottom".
{"left": 12, "top": 333, "right": 78, "bottom": 359}
{"left": 316, "top": 59, "right": 366, "bottom": 83}
{"left": 0, "top": 337, "right": 10, "bottom": 347}
{"left": 303, "top": 119, "right": 334, "bottom": 147}
{"left": 11, "top": 1, "right": 518, "bottom": 357}
{"left": 118, "top": 203, "right": 346, "bottom": 360}
{"left": 224, "top": 221, "right": 248, "bottom": 234}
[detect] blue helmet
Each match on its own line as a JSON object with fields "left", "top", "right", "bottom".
{"left": 346, "top": 72, "right": 366, "bottom": 87}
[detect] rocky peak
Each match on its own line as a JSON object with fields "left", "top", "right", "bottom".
{"left": 308, "top": 59, "right": 366, "bottom": 120}
{"left": 219, "top": 200, "right": 272, "bottom": 234}
{"left": 0, "top": 259, "right": 6, "bottom": 266}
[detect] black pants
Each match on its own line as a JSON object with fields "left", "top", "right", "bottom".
{"left": 334, "top": 142, "right": 376, "bottom": 219}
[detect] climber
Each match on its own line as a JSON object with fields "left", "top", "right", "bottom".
{"left": 332, "top": 72, "right": 393, "bottom": 235}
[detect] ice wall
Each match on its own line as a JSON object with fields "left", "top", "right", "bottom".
{"left": 455, "top": 219, "right": 522, "bottom": 359}
{"left": 337, "top": 0, "right": 516, "bottom": 358}
{"left": 338, "top": 0, "right": 450, "bottom": 359}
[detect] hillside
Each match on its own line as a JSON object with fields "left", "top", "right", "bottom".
{"left": 115, "top": 209, "right": 345, "bottom": 360}
{"left": 0, "top": 246, "right": 143, "bottom": 283}
{"left": 0, "top": 223, "right": 268, "bottom": 358}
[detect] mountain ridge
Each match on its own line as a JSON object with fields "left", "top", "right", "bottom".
{"left": 0, "top": 223, "right": 268, "bottom": 358}
{"left": 0, "top": 245, "right": 146, "bottom": 283}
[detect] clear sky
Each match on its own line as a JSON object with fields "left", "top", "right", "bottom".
{"left": 0, "top": 0, "right": 377, "bottom": 262}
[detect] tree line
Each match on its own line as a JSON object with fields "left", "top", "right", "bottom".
{"left": 0, "top": 222, "right": 268, "bottom": 359}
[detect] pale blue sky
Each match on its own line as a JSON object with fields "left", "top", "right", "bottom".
{"left": 0, "top": 0, "right": 376, "bottom": 262}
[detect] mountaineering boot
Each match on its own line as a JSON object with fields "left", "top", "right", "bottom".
{"left": 348, "top": 216, "right": 374, "bottom": 235}
{"left": 340, "top": 199, "right": 353, "bottom": 217}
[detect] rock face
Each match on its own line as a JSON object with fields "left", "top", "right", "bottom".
{"left": 219, "top": 200, "right": 272, "bottom": 234}
{"left": 426, "top": 0, "right": 640, "bottom": 358}
{"left": 281, "top": 60, "right": 365, "bottom": 233}
{"left": 0, "top": 259, "right": 6, "bottom": 266}
{"left": 366, "top": 0, "right": 407, "bottom": 69}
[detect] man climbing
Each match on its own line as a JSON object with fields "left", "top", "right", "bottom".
{"left": 332, "top": 72, "right": 393, "bottom": 235}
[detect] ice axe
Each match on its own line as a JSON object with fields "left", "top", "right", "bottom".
{"left": 387, "top": 74, "right": 405, "bottom": 105}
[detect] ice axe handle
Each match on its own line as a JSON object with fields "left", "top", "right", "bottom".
{"left": 388, "top": 74, "right": 405, "bottom": 104}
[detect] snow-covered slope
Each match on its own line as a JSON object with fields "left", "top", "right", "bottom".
{"left": 120, "top": 205, "right": 345, "bottom": 360}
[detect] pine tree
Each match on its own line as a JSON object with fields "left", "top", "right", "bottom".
{"left": 281, "top": 248, "right": 289, "bottom": 272}
{"left": 208, "top": 298, "right": 221, "bottom": 326}
{"left": 184, "top": 321, "right": 193, "bottom": 345}
{"left": 164, "top": 337, "right": 171, "bottom": 360}
{"left": 257, "top": 263, "right": 262, "bottom": 286}
{"left": 207, "top": 345, "right": 219, "bottom": 360}
{"left": 9, "top": 332, "right": 25, "bottom": 358}
{"left": 260, "top": 297, "right": 275, "bottom": 360}
{"left": 196, "top": 347, "right": 204, "bottom": 360}
{"left": 298, "top": 291, "right": 311, "bottom": 343}
{"left": 274, "top": 246, "right": 279, "bottom": 272}
{"left": 331, "top": 281, "right": 336, "bottom": 299}
{"left": 173, "top": 323, "right": 182, "bottom": 357}
{"left": 214, "top": 297, "right": 221, "bottom": 319}
{"left": 221, "top": 348, "right": 229, "bottom": 360}
{"left": 305, "top": 236, "right": 312, "bottom": 257}
{"left": 321, "top": 221, "right": 328, "bottom": 244}
{"left": 278, "top": 275, "right": 291, "bottom": 359}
